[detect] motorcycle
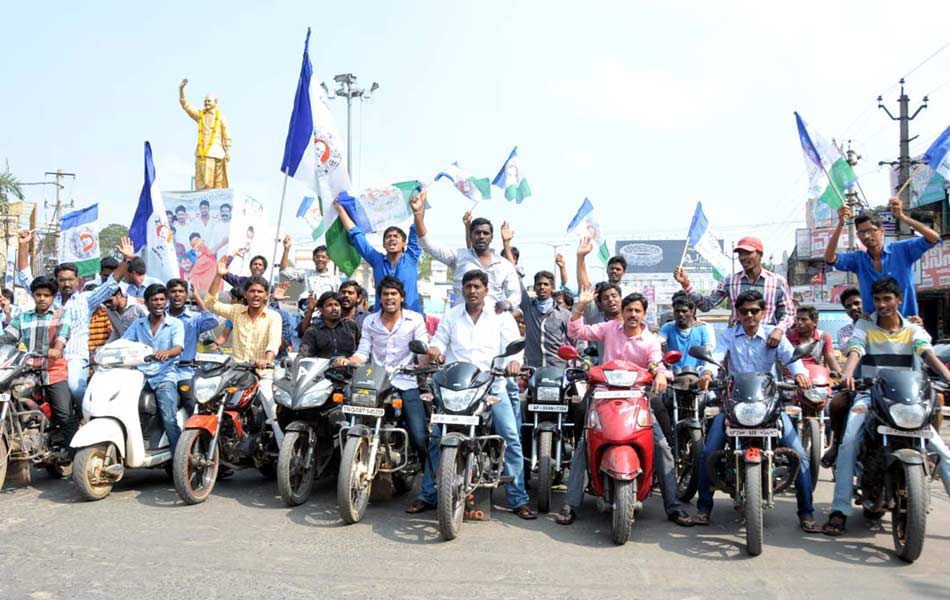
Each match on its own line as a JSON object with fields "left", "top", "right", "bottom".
{"left": 70, "top": 340, "right": 188, "bottom": 500}
{"left": 172, "top": 357, "right": 279, "bottom": 504}
{"left": 273, "top": 356, "right": 349, "bottom": 506}
{"left": 336, "top": 363, "right": 432, "bottom": 523}
{"left": 847, "top": 370, "right": 945, "bottom": 563}
{"left": 689, "top": 342, "right": 815, "bottom": 556}
{"left": 664, "top": 366, "right": 706, "bottom": 502}
{"left": 784, "top": 362, "right": 832, "bottom": 490}
{"left": 523, "top": 360, "right": 587, "bottom": 513}
{"left": 0, "top": 345, "right": 72, "bottom": 489}
{"left": 409, "top": 339, "right": 525, "bottom": 541}
{"left": 556, "top": 345, "right": 680, "bottom": 545}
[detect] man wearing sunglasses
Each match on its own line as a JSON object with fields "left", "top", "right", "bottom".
{"left": 694, "top": 290, "right": 822, "bottom": 533}
{"left": 824, "top": 196, "right": 939, "bottom": 318}
{"left": 674, "top": 236, "right": 794, "bottom": 349}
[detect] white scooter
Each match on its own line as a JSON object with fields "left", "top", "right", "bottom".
{"left": 71, "top": 339, "right": 188, "bottom": 501}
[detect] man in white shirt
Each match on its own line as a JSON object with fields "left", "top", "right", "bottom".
{"left": 411, "top": 193, "right": 521, "bottom": 307}
{"left": 426, "top": 270, "right": 537, "bottom": 519}
{"left": 279, "top": 236, "right": 341, "bottom": 297}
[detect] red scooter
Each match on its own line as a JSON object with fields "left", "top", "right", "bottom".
{"left": 557, "top": 346, "right": 680, "bottom": 544}
{"left": 784, "top": 362, "right": 832, "bottom": 490}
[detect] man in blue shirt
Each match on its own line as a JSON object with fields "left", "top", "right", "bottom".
{"left": 334, "top": 196, "right": 424, "bottom": 314}
{"left": 123, "top": 284, "right": 185, "bottom": 449}
{"left": 658, "top": 294, "right": 711, "bottom": 371}
{"left": 165, "top": 278, "right": 219, "bottom": 414}
{"left": 124, "top": 257, "right": 164, "bottom": 299}
{"left": 694, "top": 290, "right": 822, "bottom": 533}
{"left": 824, "top": 197, "right": 939, "bottom": 317}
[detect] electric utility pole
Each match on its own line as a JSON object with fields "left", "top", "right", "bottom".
{"left": 878, "top": 79, "right": 928, "bottom": 235}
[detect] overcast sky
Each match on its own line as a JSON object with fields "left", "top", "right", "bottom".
{"left": 3, "top": 0, "right": 950, "bottom": 283}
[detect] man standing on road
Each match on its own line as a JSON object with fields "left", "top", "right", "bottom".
{"left": 674, "top": 235, "right": 795, "bottom": 348}
{"left": 427, "top": 270, "right": 538, "bottom": 519}
{"left": 824, "top": 197, "right": 940, "bottom": 318}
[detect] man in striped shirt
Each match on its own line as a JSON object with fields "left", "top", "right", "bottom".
{"left": 674, "top": 235, "right": 794, "bottom": 349}
{"left": 15, "top": 231, "right": 136, "bottom": 408}
{"left": 823, "top": 277, "right": 950, "bottom": 535}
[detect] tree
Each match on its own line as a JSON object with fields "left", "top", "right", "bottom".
{"left": 0, "top": 166, "right": 24, "bottom": 210}
{"left": 419, "top": 251, "right": 432, "bottom": 280}
{"left": 99, "top": 224, "right": 129, "bottom": 256}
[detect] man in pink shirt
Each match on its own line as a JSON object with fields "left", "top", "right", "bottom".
{"left": 557, "top": 288, "right": 694, "bottom": 526}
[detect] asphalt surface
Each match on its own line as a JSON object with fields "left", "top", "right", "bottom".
{"left": 2, "top": 446, "right": 950, "bottom": 600}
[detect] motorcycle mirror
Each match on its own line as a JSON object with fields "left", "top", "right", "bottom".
{"left": 687, "top": 345, "right": 719, "bottom": 366}
{"left": 408, "top": 340, "right": 429, "bottom": 355}
{"left": 662, "top": 350, "right": 682, "bottom": 365}
{"left": 557, "top": 345, "right": 579, "bottom": 361}
{"left": 501, "top": 339, "right": 526, "bottom": 357}
{"left": 786, "top": 340, "right": 819, "bottom": 366}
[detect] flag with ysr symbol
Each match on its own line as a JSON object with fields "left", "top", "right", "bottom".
{"left": 59, "top": 204, "right": 100, "bottom": 277}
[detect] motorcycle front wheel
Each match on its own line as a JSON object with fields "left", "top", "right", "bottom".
{"left": 0, "top": 435, "right": 7, "bottom": 491}
{"left": 610, "top": 477, "right": 636, "bottom": 545}
{"left": 537, "top": 430, "right": 554, "bottom": 513}
{"left": 802, "top": 418, "right": 821, "bottom": 490}
{"left": 173, "top": 429, "right": 219, "bottom": 505}
{"left": 72, "top": 443, "right": 117, "bottom": 501}
{"left": 338, "top": 436, "right": 372, "bottom": 524}
{"left": 892, "top": 461, "right": 927, "bottom": 563}
{"left": 744, "top": 461, "right": 764, "bottom": 556}
{"left": 676, "top": 424, "right": 702, "bottom": 502}
{"left": 278, "top": 430, "right": 316, "bottom": 506}
{"left": 437, "top": 445, "right": 466, "bottom": 541}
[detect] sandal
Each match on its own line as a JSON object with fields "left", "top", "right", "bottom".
{"left": 822, "top": 511, "right": 847, "bottom": 537}
{"left": 556, "top": 507, "right": 576, "bottom": 525}
{"left": 405, "top": 499, "right": 436, "bottom": 514}
{"left": 800, "top": 516, "right": 822, "bottom": 534}
{"left": 513, "top": 504, "right": 538, "bottom": 520}
{"left": 692, "top": 512, "right": 711, "bottom": 526}
{"left": 669, "top": 511, "right": 695, "bottom": 527}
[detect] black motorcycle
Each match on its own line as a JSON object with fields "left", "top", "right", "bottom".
{"left": 689, "top": 342, "right": 814, "bottom": 556}
{"left": 273, "top": 356, "right": 349, "bottom": 506}
{"left": 410, "top": 339, "right": 525, "bottom": 541}
{"left": 847, "top": 370, "right": 945, "bottom": 563}
{"left": 665, "top": 366, "right": 706, "bottom": 502}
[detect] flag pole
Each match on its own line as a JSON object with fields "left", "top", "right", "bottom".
{"left": 269, "top": 171, "right": 290, "bottom": 286}
{"left": 894, "top": 163, "right": 925, "bottom": 198}
{"left": 677, "top": 238, "right": 690, "bottom": 269}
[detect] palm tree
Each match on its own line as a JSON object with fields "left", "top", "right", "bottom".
{"left": 0, "top": 167, "right": 24, "bottom": 208}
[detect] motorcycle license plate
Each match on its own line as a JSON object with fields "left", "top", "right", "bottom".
{"left": 342, "top": 405, "right": 385, "bottom": 417}
{"left": 593, "top": 390, "right": 638, "bottom": 399}
{"left": 527, "top": 403, "right": 569, "bottom": 413}
{"left": 877, "top": 425, "right": 931, "bottom": 438}
{"left": 725, "top": 427, "right": 780, "bottom": 437}
{"left": 431, "top": 413, "right": 479, "bottom": 426}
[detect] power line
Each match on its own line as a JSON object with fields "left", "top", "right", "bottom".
{"left": 903, "top": 38, "right": 950, "bottom": 80}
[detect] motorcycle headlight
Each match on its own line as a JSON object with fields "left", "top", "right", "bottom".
{"left": 194, "top": 376, "right": 222, "bottom": 404}
{"left": 604, "top": 370, "right": 638, "bottom": 387}
{"left": 803, "top": 388, "right": 827, "bottom": 404}
{"left": 297, "top": 388, "right": 329, "bottom": 408}
{"left": 889, "top": 403, "right": 927, "bottom": 430}
{"left": 733, "top": 402, "right": 768, "bottom": 427}
{"left": 440, "top": 386, "right": 483, "bottom": 412}
{"left": 536, "top": 386, "right": 560, "bottom": 402}
{"left": 274, "top": 387, "right": 292, "bottom": 408}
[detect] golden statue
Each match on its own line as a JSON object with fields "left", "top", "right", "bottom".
{"left": 179, "top": 79, "right": 231, "bottom": 190}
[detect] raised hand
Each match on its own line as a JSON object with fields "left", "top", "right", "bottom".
{"left": 888, "top": 196, "right": 904, "bottom": 220}
{"left": 217, "top": 256, "right": 231, "bottom": 276}
{"left": 409, "top": 190, "right": 425, "bottom": 215}
{"left": 17, "top": 230, "right": 33, "bottom": 245}
{"left": 116, "top": 237, "right": 135, "bottom": 260}
{"left": 837, "top": 204, "right": 852, "bottom": 225}
{"left": 282, "top": 234, "right": 292, "bottom": 250}
{"left": 577, "top": 286, "right": 596, "bottom": 307}
{"left": 501, "top": 221, "right": 514, "bottom": 245}
{"left": 577, "top": 235, "right": 593, "bottom": 257}
{"left": 555, "top": 254, "right": 565, "bottom": 269}
{"left": 462, "top": 209, "right": 472, "bottom": 228}
{"left": 179, "top": 78, "right": 188, "bottom": 90}
{"left": 272, "top": 281, "right": 291, "bottom": 301}
{"left": 306, "top": 293, "right": 317, "bottom": 312}
{"left": 673, "top": 266, "right": 690, "bottom": 288}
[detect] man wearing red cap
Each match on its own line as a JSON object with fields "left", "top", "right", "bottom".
{"left": 674, "top": 235, "right": 795, "bottom": 348}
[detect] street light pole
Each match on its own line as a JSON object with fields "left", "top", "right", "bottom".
{"left": 324, "top": 74, "right": 379, "bottom": 183}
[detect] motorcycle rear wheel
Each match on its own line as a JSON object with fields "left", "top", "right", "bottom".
{"left": 802, "top": 419, "right": 821, "bottom": 490}
{"left": 892, "top": 462, "right": 927, "bottom": 563}
{"left": 437, "top": 445, "right": 465, "bottom": 541}
{"left": 537, "top": 431, "right": 554, "bottom": 513}
{"left": 173, "top": 429, "right": 219, "bottom": 505}
{"left": 0, "top": 436, "right": 7, "bottom": 491}
{"left": 72, "top": 443, "right": 116, "bottom": 501}
{"left": 610, "top": 477, "right": 636, "bottom": 545}
{"left": 744, "top": 462, "right": 764, "bottom": 556}
{"left": 676, "top": 424, "right": 702, "bottom": 502}
{"left": 277, "top": 430, "right": 315, "bottom": 506}
{"left": 338, "top": 436, "right": 372, "bottom": 524}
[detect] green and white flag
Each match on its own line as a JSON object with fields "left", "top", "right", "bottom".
{"left": 435, "top": 162, "right": 491, "bottom": 203}
{"left": 492, "top": 146, "right": 532, "bottom": 203}
{"left": 795, "top": 112, "right": 856, "bottom": 210}
{"left": 59, "top": 204, "right": 100, "bottom": 277}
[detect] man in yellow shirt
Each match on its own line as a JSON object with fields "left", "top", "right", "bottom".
{"left": 205, "top": 256, "right": 282, "bottom": 443}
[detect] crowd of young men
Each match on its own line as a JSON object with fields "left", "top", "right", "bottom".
{"left": 2, "top": 191, "right": 947, "bottom": 536}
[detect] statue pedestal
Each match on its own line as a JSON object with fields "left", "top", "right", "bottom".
{"left": 463, "top": 487, "right": 492, "bottom": 521}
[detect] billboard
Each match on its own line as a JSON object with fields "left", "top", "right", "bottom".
{"left": 614, "top": 239, "right": 723, "bottom": 274}
{"left": 918, "top": 242, "right": 950, "bottom": 291}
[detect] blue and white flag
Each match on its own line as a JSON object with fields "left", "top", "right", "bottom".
{"left": 59, "top": 204, "right": 100, "bottom": 277}
{"left": 435, "top": 162, "right": 491, "bottom": 203}
{"left": 492, "top": 146, "right": 532, "bottom": 203}
{"left": 129, "top": 142, "right": 179, "bottom": 282}
{"left": 686, "top": 201, "right": 731, "bottom": 280}
{"left": 566, "top": 198, "right": 608, "bottom": 266}
{"left": 922, "top": 126, "right": 950, "bottom": 180}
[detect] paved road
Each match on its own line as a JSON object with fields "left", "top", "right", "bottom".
{"left": 2, "top": 456, "right": 950, "bottom": 600}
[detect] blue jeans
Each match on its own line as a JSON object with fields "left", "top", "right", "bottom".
{"left": 151, "top": 379, "right": 181, "bottom": 450}
{"left": 401, "top": 387, "right": 439, "bottom": 505}
{"left": 491, "top": 389, "right": 530, "bottom": 507}
{"left": 67, "top": 357, "right": 89, "bottom": 411}
{"left": 698, "top": 412, "right": 814, "bottom": 518}
{"left": 831, "top": 393, "right": 950, "bottom": 515}
{"left": 506, "top": 377, "right": 522, "bottom": 433}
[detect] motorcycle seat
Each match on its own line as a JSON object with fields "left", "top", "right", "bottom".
{"left": 138, "top": 390, "right": 158, "bottom": 415}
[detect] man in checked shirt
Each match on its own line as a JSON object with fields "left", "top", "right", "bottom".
{"left": 674, "top": 236, "right": 795, "bottom": 349}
